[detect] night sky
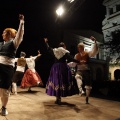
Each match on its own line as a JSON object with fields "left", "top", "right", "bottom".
{"left": 0, "top": 0, "right": 106, "bottom": 84}
{"left": 0, "top": 0, "right": 105, "bottom": 55}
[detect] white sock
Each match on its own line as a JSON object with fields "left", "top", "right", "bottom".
{"left": 12, "top": 82, "right": 17, "bottom": 94}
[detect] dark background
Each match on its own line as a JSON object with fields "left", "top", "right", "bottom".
{"left": 0, "top": 0, "right": 105, "bottom": 56}
{"left": 0, "top": 0, "right": 106, "bottom": 85}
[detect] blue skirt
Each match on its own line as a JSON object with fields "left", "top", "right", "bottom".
{"left": 46, "top": 62, "right": 79, "bottom": 97}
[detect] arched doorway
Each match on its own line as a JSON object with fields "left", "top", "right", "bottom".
{"left": 114, "top": 69, "right": 120, "bottom": 81}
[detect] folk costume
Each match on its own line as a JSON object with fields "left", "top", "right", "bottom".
{"left": 45, "top": 41, "right": 79, "bottom": 104}
{"left": 12, "top": 54, "right": 26, "bottom": 94}
{"left": 20, "top": 55, "right": 43, "bottom": 90}
{"left": 0, "top": 14, "right": 24, "bottom": 116}
{"left": 74, "top": 38, "right": 99, "bottom": 104}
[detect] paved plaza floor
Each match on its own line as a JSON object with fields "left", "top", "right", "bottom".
{"left": 0, "top": 87, "right": 120, "bottom": 120}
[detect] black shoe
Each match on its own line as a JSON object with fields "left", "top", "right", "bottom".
{"left": 55, "top": 98, "right": 61, "bottom": 105}
{"left": 86, "top": 97, "right": 89, "bottom": 104}
{"left": 28, "top": 88, "right": 32, "bottom": 92}
{"left": 38, "top": 82, "right": 44, "bottom": 87}
{"left": 55, "top": 100, "right": 58, "bottom": 104}
{"left": 55, "top": 101, "right": 61, "bottom": 105}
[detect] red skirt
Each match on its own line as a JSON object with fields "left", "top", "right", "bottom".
{"left": 20, "top": 69, "right": 42, "bottom": 88}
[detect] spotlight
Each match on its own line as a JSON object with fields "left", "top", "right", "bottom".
{"left": 56, "top": 6, "right": 64, "bottom": 16}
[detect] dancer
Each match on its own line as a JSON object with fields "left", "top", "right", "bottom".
{"left": 20, "top": 50, "right": 43, "bottom": 91}
{"left": 44, "top": 38, "right": 79, "bottom": 105}
{"left": 74, "top": 36, "right": 99, "bottom": 104}
{"left": 0, "top": 14, "right": 24, "bottom": 116}
{"left": 68, "top": 59, "right": 85, "bottom": 96}
{"left": 67, "top": 62, "right": 80, "bottom": 95}
{"left": 12, "top": 51, "right": 26, "bottom": 95}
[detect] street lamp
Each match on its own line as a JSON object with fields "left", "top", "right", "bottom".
{"left": 56, "top": 6, "right": 64, "bottom": 16}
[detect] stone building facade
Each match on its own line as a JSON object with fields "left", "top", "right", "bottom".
{"left": 102, "top": 0, "right": 120, "bottom": 80}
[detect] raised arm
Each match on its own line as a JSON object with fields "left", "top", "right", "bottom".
{"left": 44, "top": 38, "right": 55, "bottom": 56}
{"left": 31, "top": 50, "right": 42, "bottom": 60}
{"left": 13, "top": 14, "right": 24, "bottom": 48}
{"left": 44, "top": 38, "right": 50, "bottom": 49}
{"left": 88, "top": 36, "right": 99, "bottom": 57}
{"left": 37, "top": 50, "right": 42, "bottom": 57}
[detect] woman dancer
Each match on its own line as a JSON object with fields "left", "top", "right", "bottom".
{"left": 44, "top": 38, "right": 79, "bottom": 105}
{"left": 0, "top": 14, "right": 24, "bottom": 116}
{"left": 20, "top": 50, "right": 43, "bottom": 91}
{"left": 12, "top": 51, "right": 26, "bottom": 95}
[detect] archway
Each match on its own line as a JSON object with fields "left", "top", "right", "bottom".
{"left": 114, "top": 69, "right": 120, "bottom": 80}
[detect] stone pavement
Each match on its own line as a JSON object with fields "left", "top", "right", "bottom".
{"left": 0, "top": 87, "right": 120, "bottom": 120}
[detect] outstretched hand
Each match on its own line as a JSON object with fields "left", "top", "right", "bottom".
{"left": 90, "top": 36, "right": 96, "bottom": 43}
{"left": 37, "top": 50, "right": 41, "bottom": 57}
{"left": 44, "top": 38, "right": 48, "bottom": 43}
{"left": 38, "top": 50, "right": 40, "bottom": 54}
{"left": 19, "top": 14, "right": 24, "bottom": 20}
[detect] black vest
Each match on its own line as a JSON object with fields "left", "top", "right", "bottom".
{"left": 0, "top": 40, "right": 16, "bottom": 58}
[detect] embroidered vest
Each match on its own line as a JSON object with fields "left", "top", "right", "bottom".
{"left": 17, "top": 58, "right": 26, "bottom": 67}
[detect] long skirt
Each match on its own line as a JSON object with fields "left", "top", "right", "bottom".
{"left": 20, "top": 69, "right": 42, "bottom": 88}
{"left": 46, "top": 62, "right": 79, "bottom": 97}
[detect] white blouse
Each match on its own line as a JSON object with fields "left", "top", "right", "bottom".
{"left": 53, "top": 47, "right": 70, "bottom": 59}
